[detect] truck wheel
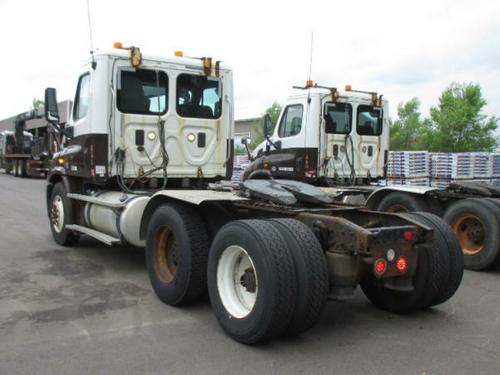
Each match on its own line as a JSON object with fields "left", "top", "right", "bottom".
{"left": 377, "top": 192, "right": 432, "bottom": 213}
{"left": 406, "top": 212, "right": 463, "bottom": 307}
{"left": 49, "top": 182, "right": 80, "bottom": 246}
{"left": 207, "top": 220, "right": 297, "bottom": 344}
{"left": 444, "top": 198, "right": 500, "bottom": 270}
{"left": 146, "top": 202, "right": 210, "bottom": 306}
{"left": 360, "top": 212, "right": 451, "bottom": 313}
{"left": 268, "top": 218, "right": 328, "bottom": 335}
{"left": 485, "top": 198, "right": 500, "bottom": 211}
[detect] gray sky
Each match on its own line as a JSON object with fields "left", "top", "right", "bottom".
{"left": 0, "top": 0, "right": 499, "bottom": 124}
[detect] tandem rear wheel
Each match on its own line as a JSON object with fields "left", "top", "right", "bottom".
{"left": 146, "top": 207, "right": 330, "bottom": 344}
{"left": 444, "top": 198, "right": 500, "bottom": 270}
{"left": 207, "top": 219, "right": 328, "bottom": 344}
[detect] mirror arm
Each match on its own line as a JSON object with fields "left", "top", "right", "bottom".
{"left": 244, "top": 142, "right": 254, "bottom": 161}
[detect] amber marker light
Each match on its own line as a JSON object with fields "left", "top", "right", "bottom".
{"left": 113, "top": 42, "right": 123, "bottom": 49}
{"left": 175, "top": 51, "right": 184, "bottom": 57}
{"left": 345, "top": 85, "right": 352, "bottom": 91}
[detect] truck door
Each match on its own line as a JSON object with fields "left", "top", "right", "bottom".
{"left": 266, "top": 100, "right": 312, "bottom": 179}
{"left": 322, "top": 102, "right": 353, "bottom": 180}
{"left": 354, "top": 105, "right": 383, "bottom": 179}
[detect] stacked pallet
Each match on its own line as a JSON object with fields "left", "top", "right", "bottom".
{"left": 231, "top": 155, "right": 250, "bottom": 183}
{"left": 387, "top": 151, "right": 497, "bottom": 189}
{"left": 387, "top": 151, "right": 430, "bottom": 186}
{"left": 472, "top": 152, "right": 493, "bottom": 178}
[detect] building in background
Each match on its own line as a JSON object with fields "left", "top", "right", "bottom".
{"left": 234, "top": 117, "right": 259, "bottom": 145}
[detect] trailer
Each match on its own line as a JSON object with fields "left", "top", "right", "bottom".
{"left": 43, "top": 46, "right": 462, "bottom": 344}
{"left": 0, "top": 111, "right": 51, "bottom": 177}
{"left": 244, "top": 83, "right": 500, "bottom": 270}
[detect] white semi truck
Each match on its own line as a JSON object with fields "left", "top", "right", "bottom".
{"left": 44, "top": 46, "right": 462, "bottom": 344}
{"left": 245, "top": 84, "right": 500, "bottom": 270}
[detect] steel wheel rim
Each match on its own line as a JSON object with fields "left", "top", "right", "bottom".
{"left": 217, "top": 245, "right": 258, "bottom": 319}
{"left": 451, "top": 213, "right": 484, "bottom": 255}
{"left": 51, "top": 195, "right": 64, "bottom": 233}
{"left": 154, "top": 226, "right": 178, "bottom": 283}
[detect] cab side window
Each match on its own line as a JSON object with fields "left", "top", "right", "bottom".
{"left": 73, "top": 73, "right": 91, "bottom": 120}
{"left": 278, "top": 104, "right": 303, "bottom": 138}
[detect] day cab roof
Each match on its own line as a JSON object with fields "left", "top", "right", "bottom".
{"left": 89, "top": 47, "right": 232, "bottom": 73}
{"left": 286, "top": 85, "right": 386, "bottom": 106}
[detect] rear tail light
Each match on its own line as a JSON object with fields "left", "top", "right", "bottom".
{"left": 374, "top": 258, "right": 387, "bottom": 275}
{"left": 404, "top": 231, "right": 413, "bottom": 241}
{"left": 396, "top": 256, "right": 409, "bottom": 273}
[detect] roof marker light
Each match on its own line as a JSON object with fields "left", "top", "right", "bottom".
{"left": 113, "top": 42, "right": 123, "bottom": 49}
{"left": 345, "top": 85, "right": 352, "bottom": 91}
{"left": 175, "top": 51, "right": 184, "bottom": 57}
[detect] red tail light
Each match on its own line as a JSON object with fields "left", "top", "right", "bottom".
{"left": 374, "top": 258, "right": 387, "bottom": 275}
{"left": 396, "top": 256, "right": 409, "bottom": 273}
{"left": 404, "top": 231, "right": 413, "bottom": 241}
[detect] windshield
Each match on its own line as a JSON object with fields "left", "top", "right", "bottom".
{"left": 357, "top": 105, "right": 383, "bottom": 136}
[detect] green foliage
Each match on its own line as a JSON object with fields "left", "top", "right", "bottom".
{"left": 389, "top": 98, "right": 432, "bottom": 150}
{"left": 429, "top": 83, "right": 498, "bottom": 152}
{"left": 250, "top": 101, "right": 282, "bottom": 149}
{"left": 390, "top": 83, "right": 498, "bottom": 152}
{"left": 30, "top": 98, "right": 44, "bottom": 111}
{"left": 234, "top": 145, "right": 247, "bottom": 155}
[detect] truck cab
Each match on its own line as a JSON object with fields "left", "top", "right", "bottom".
{"left": 49, "top": 46, "right": 234, "bottom": 187}
{"left": 247, "top": 85, "right": 389, "bottom": 184}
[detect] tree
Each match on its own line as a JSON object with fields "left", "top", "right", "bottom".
{"left": 429, "top": 83, "right": 498, "bottom": 152}
{"left": 389, "top": 98, "right": 432, "bottom": 150}
{"left": 250, "top": 102, "right": 282, "bottom": 149}
{"left": 30, "top": 98, "right": 44, "bottom": 111}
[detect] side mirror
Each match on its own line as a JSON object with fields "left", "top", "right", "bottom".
{"left": 44, "top": 88, "right": 59, "bottom": 123}
{"left": 263, "top": 114, "right": 272, "bottom": 138}
{"left": 241, "top": 137, "right": 251, "bottom": 145}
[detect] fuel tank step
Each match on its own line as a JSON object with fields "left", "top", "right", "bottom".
{"left": 66, "top": 224, "right": 121, "bottom": 245}
{"left": 67, "top": 193, "right": 127, "bottom": 208}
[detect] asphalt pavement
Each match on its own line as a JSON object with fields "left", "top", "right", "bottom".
{"left": 0, "top": 172, "right": 499, "bottom": 375}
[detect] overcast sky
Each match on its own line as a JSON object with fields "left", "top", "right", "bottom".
{"left": 0, "top": 0, "right": 499, "bottom": 127}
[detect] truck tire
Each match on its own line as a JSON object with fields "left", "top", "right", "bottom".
{"left": 146, "top": 202, "right": 210, "bottom": 306}
{"left": 268, "top": 218, "right": 328, "bottom": 335}
{"left": 207, "top": 220, "right": 297, "bottom": 344}
{"left": 443, "top": 198, "right": 500, "bottom": 270}
{"left": 360, "top": 212, "right": 451, "bottom": 313}
{"left": 484, "top": 198, "right": 500, "bottom": 211}
{"left": 406, "top": 212, "right": 463, "bottom": 307}
{"left": 377, "top": 192, "right": 433, "bottom": 213}
{"left": 49, "top": 182, "right": 80, "bottom": 246}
